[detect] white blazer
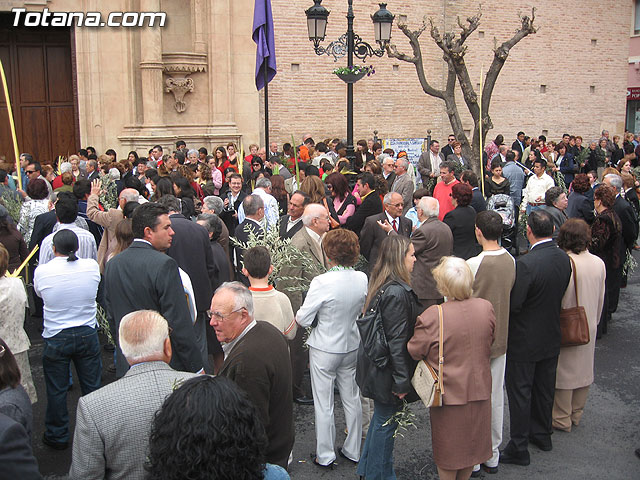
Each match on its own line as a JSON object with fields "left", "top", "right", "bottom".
{"left": 296, "top": 269, "right": 368, "bottom": 354}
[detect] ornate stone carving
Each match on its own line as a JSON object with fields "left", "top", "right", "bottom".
{"left": 165, "top": 77, "right": 194, "bottom": 113}
{"left": 162, "top": 53, "right": 207, "bottom": 113}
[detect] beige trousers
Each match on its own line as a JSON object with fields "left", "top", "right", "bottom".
{"left": 552, "top": 386, "right": 590, "bottom": 432}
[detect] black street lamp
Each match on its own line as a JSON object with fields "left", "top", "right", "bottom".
{"left": 305, "top": 0, "right": 394, "bottom": 167}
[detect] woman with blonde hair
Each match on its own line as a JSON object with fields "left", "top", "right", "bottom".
{"left": 356, "top": 235, "right": 420, "bottom": 479}
{"left": 408, "top": 256, "right": 495, "bottom": 480}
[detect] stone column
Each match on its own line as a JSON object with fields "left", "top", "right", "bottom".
{"left": 139, "top": 0, "right": 163, "bottom": 126}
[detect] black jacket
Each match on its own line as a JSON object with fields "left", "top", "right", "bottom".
{"left": 442, "top": 205, "right": 481, "bottom": 260}
{"left": 613, "top": 195, "right": 638, "bottom": 252}
{"left": 508, "top": 241, "right": 571, "bottom": 362}
{"left": 166, "top": 214, "right": 215, "bottom": 312}
{"left": 345, "top": 191, "right": 383, "bottom": 237}
{"left": 356, "top": 280, "right": 421, "bottom": 405}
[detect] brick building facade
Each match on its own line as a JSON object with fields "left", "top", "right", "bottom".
{"left": 267, "top": 0, "right": 631, "bottom": 148}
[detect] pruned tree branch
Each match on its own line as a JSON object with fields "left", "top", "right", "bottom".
{"left": 482, "top": 8, "right": 537, "bottom": 117}
{"left": 386, "top": 17, "right": 446, "bottom": 99}
{"left": 389, "top": 7, "right": 537, "bottom": 172}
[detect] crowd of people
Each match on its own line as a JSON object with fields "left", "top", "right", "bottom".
{"left": 0, "top": 129, "right": 637, "bottom": 479}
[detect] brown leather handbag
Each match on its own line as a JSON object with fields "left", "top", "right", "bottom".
{"left": 559, "top": 256, "right": 590, "bottom": 347}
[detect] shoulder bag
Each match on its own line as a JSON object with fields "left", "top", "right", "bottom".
{"left": 356, "top": 283, "right": 391, "bottom": 369}
{"left": 322, "top": 197, "right": 341, "bottom": 230}
{"left": 559, "top": 256, "right": 590, "bottom": 347}
{"left": 411, "top": 304, "right": 444, "bottom": 408}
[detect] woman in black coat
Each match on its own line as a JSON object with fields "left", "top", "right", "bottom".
{"left": 356, "top": 235, "right": 420, "bottom": 480}
{"left": 566, "top": 174, "right": 595, "bottom": 225}
{"left": 443, "top": 183, "right": 482, "bottom": 260}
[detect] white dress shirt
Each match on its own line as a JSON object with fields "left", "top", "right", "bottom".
{"left": 521, "top": 173, "right": 555, "bottom": 207}
{"left": 296, "top": 269, "right": 368, "bottom": 354}
{"left": 237, "top": 188, "right": 279, "bottom": 230}
{"left": 39, "top": 222, "right": 98, "bottom": 264}
{"left": 34, "top": 256, "right": 101, "bottom": 338}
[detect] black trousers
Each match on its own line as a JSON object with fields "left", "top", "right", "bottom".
{"left": 289, "top": 327, "right": 309, "bottom": 398}
{"left": 505, "top": 355, "right": 559, "bottom": 453}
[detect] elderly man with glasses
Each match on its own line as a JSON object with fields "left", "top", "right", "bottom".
{"left": 210, "top": 281, "right": 294, "bottom": 470}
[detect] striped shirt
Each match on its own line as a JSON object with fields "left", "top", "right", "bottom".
{"left": 38, "top": 222, "right": 98, "bottom": 265}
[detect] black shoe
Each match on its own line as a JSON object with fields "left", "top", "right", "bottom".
{"left": 42, "top": 435, "right": 68, "bottom": 450}
{"left": 107, "top": 364, "right": 116, "bottom": 374}
{"left": 294, "top": 395, "right": 314, "bottom": 405}
{"left": 103, "top": 343, "right": 115, "bottom": 352}
{"left": 635, "top": 448, "right": 640, "bottom": 459}
{"left": 470, "top": 469, "right": 482, "bottom": 477}
{"left": 499, "top": 449, "right": 530, "bottom": 466}
{"left": 312, "top": 456, "right": 335, "bottom": 469}
{"left": 338, "top": 448, "right": 357, "bottom": 464}
{"left": 529, "top": 436, "right": 552, "bottom": 451}
{"left": 482, "top": 463, "right": 499, "bottom": 474}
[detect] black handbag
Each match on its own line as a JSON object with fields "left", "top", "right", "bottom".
{"left": 356, "top": 283, "right": 390, "bottom": 369}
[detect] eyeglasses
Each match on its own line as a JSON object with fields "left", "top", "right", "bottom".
{"left": 326, "top": 184, "right": 333, "bottom": 190}
{"left": 388, "top": 202, "right": 404, "bottom": 208}
{"left": 448, "top": 138, "right": 455, "bottom": 142}
{"left": 206, "top": 307, "right": 244, "bottom": 321}
{"left": 25, "top": 169, "right": 36, "bottom": 173}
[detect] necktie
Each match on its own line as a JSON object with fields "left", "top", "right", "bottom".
{"left": 393, "top": 219, "right": 398, "bottom": 232}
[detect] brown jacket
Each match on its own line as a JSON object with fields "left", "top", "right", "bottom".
{"left": 410, "top": 216, "right": 453, "bottom": 301}
{"left": 219, "top": 321, "right": 294, "bottom": 468}
{"left": 279, "top": 227, "right": 326, "bottom": 312}
{"left": 466, "top": 249, "right": 516, "bottom": 358}
{"left": 408, "top": 298, "right": 495, "bottom": 405}
{"left": 87, "top": 194, "right": 122, "bottom": 272}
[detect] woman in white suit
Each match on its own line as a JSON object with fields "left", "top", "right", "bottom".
{"left": 296, "top": 228, "right": 368, "bottom": 468}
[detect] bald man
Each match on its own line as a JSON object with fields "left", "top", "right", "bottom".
{"left": 87, "top": 179, "right": 140, "bottom": 272}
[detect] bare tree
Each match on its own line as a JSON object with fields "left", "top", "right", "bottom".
{"left": 387, "top": 8, "right": 537, "bottom": 171}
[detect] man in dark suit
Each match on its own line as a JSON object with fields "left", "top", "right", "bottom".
{"left": 104, "top": 203, "right": 203, "bottom": 378}
{"left": 345, "top": 172, "right": 383, "bottom": 237}
{"left": 0, "top": 413, "right": 42, "bottom": 479}
{"left": 158, "top": 195, "right": 216, "bottom": 373}
{"left": 211, "top": 282, "right": 294, "bottom": 469}
{"left": 604, "top": 173, "right": 638, "bottom": 321}
{"left": 501, "top": 210, "right": 571, "bottom": 466}
{"left": 512, "top": 131, "right": 526, "bottom": 157}
{"left": 360, "top": 192, "right": 412, "bottom": 269}
{"left": 234, "top": 195, "right": 265, "bottom": 286}
{"left": 461, "top": 170, "right": 486, "bottom": 213}
{"left": 278, "top": 190, "right": 310, "bottom": 240}
{"left": 441, "top": 134, "right": 456, "bottom": 159}
{"left": 410, "top": 196, "right": 453, "bottom": 310}
{"left": 219, "top": 173, "right": 247, "bottom": 241}
{"left": 84, "top": 159, "right": 100, "bottom": 182}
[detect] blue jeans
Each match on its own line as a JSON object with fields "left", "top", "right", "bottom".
{"left": 356, "top": 400, "right": 401, "bottom": 480}
{"left": 43, "top": 326, "right": 102, "bottom": 443}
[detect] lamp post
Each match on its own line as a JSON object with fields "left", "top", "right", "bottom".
{"left": 305, "top": 0, "right": 394, "bottom": 168}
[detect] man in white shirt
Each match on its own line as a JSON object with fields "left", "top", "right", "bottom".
{"left": 39, "top": 193, "right": 97, "bottom": 265}
{"left": 35, "top": 229, "right": 101, "bottom": 450}
{"left": 520, "top": 158, "right": 555, "bottom": 215}
{"left": 238, "top": 177, "right": 279, "bottom": 230}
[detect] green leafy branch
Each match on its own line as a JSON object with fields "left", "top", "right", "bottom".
{"left": 382, "top": 400, "right": 418, "bottom": 438}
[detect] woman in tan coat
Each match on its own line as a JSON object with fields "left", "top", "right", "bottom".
{"left": 553, "top": 219, "right": 605, "bottom": 431}
{"left": 408, "top": 256, "right": 495, "bottom": 480}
